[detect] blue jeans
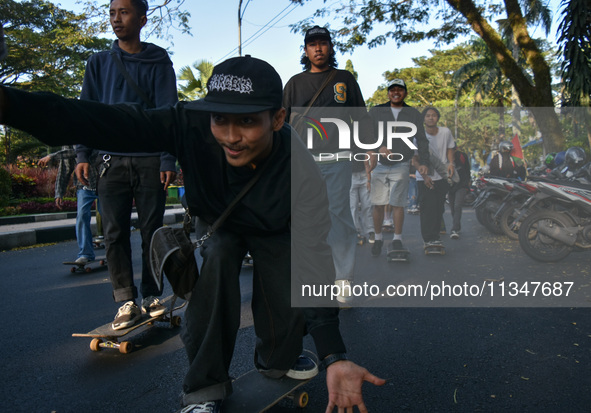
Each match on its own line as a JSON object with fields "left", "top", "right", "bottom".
{"left": 76, "top": 188, "right": 98, "bottom": 261}
{"left": 350, "top": 170, "right": 374, "bottom": 237}
{"left": 408, "top": 177, "right": 418, "bottom": 209}
{"left": 318, "top": 161, "right": 356, "bottom": 282}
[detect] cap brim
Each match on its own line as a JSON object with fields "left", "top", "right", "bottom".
{"left": 186, "top": 98, "right": 276, "bottom": 114}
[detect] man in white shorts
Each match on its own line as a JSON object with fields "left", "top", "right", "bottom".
{"left": 368, "top": 79, "right": 430, "bottom": 258}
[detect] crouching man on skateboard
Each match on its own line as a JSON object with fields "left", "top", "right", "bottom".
{"left": 0, "top": 53, "right": 385, "bottom": 412}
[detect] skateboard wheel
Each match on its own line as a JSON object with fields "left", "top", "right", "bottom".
{"left": 70, "top": 267, "right": 76, "bottom": 273}
{"left": 90, "top": 338, "right": 103, "bottom": 352}
{"left": 295, "top": 390, "right": 309, "bottom": 408}
{"left": 99, "top": 260, "right": 105, "bottom": 266}
{"left": 171, "top": 315, "right": 182, "bottom": 327}
{"left": 84, "top": 267, "right": 92, "bottom": 273}
{"left": 119, "top": 341, "right": 133, "bottom": 354}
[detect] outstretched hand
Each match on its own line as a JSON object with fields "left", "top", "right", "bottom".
{"left": 325, "top": 360, "right": 385, "bottom": 413}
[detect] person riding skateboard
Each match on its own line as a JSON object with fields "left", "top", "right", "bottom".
{"left": 0, "top": 54, "right": 385, "bottom": 413}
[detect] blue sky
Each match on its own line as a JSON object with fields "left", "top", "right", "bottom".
{"left": 53, "top": 0, "right": 564, "bottom": 99}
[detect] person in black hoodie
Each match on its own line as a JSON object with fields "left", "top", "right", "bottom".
{"left": 368, "top": 79, "right": 430, "bottom": 259}
{"left": 0, "top": 55, "right": 385, "bottom": 413}
{"left": 75, "top": 0, "right": 178, "bottom": 330}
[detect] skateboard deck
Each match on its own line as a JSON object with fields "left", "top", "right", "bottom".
{"left": 387, "top": 248, "right": 410, "bottom": 262}
{"left": 72, "top": 295, "right": 186, "bottom": 353}
{"left": 424, "top": 244, "right": 446, "bottom": 255}
{"left": 223, "top": 369, "right": 312, "bottom": 412}
{"left": 63, "top": 257, "right": 107, "bottom": 273}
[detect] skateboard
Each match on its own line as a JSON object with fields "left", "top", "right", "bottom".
{"left": 222, "top": 369, "right": 312, "bottom": 412}
{"left": 424, "top": 244, "right": 446, "bottom": 255}
{"left": 72, "top": 295, "right": 186, "bottom": 353}
{"left": 92, "top": 236, "right": 105, "bottom": 249}
{"left": 387, "top": 248, "right": 410, "bottom": 262}
{"left": 63, "top": 257, "right": 107, "bottom": 274}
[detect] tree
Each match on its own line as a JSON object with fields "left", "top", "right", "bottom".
{"left": 557, "top": 0, "right": 591, "bottom": 151}
{"left": 290, "top": 0, "right": 566, "bottom": 153}
{"left": 77, "top": 0, "right": 191, "bottom": 44}
{"left": 453, "top": 37, "right": 512, "bottom": 141}
{"left": 177, "top": 59, "right": 214, "bottom": 101}
{"left": 344, "top": 59, "right": 358, "bottom": 80}
{"left": 0, "top": 0, "right": 110, "bottom": 95}
{"left": 0, "top": 0, "right": 111, "bottom": 165}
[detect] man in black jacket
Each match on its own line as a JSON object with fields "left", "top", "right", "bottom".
{"left": 0, "top": 55, "right": 384, "bottom": 413}
{"left": 368, "top": 79, "right": 430, "bottom": 259}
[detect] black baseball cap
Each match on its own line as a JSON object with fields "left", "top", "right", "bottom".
{"left": 304, "top": 25, "right": 332, "bottom": 44}
{"left": 188, "top": 55, "right": 282, "bottom": 114}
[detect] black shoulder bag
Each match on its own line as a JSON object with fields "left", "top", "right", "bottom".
{"left": 150, "top": 160, "right": 271, "bottom": 301}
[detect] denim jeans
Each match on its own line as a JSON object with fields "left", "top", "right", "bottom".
{"left": 350, "top": 170, "right": 374, "bottom": 237}
{"left": 317, "top": 161, "right": 356, "bottom": 282}
{"left": 408, "top": 177, "right": 418, "bottom": 209}
{"left": 76, "top": 188, "right": 98, "bottom": 260}
{"left": 181, "top": 222, "right": 305, "bottom": 404}
{"left": 98, "top": 156, "right": 166, "bottom": 302}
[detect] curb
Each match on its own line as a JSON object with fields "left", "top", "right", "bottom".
{"left": 0, "top": 207, "right": 185, "bottom": 251}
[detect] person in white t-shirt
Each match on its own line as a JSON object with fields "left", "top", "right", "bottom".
{"left": 413, "top": 107, "right": 455, "bottom": 248}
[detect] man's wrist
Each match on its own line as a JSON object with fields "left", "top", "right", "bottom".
{"left": 321, "top": 352, "right": 348, "bottom": 370}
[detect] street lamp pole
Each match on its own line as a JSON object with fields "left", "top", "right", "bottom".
{"left": 238, "top": 0, "right": 243, "bottom": 56}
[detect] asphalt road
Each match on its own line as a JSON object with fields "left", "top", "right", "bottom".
{"left": 1, "top": 208, "right": 590, "bottom": 412}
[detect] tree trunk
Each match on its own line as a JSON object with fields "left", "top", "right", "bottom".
{"left": 446, "top": 0, "right": 565, "bottom": 153}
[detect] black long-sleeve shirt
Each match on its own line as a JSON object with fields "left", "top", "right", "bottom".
{"left": 3, "top": 86, "right": 345, "bottom": 359}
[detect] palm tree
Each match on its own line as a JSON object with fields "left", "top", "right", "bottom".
{"left": 177, "top": 60, "right": 214, "bottom": 101}
{"left": 453, "top": 37, "right": 512, "bottom": 145}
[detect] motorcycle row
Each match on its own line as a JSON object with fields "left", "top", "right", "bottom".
{"left": 472, "top": 147, "right": 591, "bottom": 262}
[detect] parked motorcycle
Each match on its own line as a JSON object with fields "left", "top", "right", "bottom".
{"left": 518, "top": 178, "right": 591, "bottom": 262}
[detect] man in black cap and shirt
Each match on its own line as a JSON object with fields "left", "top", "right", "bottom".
{"left": 283, "top": 25, "right": 373, "bottom": 304}
{"left": 0, "top": 52, "right": 384, "bottom": 413}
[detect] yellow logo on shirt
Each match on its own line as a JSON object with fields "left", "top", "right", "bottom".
{"left": 333, "top": 82, "right": 347, "bottom": 103}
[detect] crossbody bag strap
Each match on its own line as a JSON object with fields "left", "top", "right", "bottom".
{"left": 301, "top": 68, "right": 337, "bottom": 118}
{"left": 109, "top": 50, "right": 155, "bottom": 109}
{"left": 193, "top": 146, "right": 277, "bottom": 247}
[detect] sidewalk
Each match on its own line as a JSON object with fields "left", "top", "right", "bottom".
{"left": 0, "top": 205, "right": 186, "bottom": 251}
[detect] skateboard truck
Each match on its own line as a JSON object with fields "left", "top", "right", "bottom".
{"left": 424, "top": 243, "right": 446, "bottom": 255}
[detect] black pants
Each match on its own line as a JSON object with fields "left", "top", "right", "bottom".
{"left": 98, "top": 156, "right": 166, "bottom": 302}
{"left": 417, "top": 179, "right": 449, "bottom": 243}
{"left": 181, "top": 221, "right": 305, "bottom": 404}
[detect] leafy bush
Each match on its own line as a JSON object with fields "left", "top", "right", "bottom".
{"left": 10, "top": 173, "right": 38, "bottom": 198}
{"left": 0, "top": 167, "right": 11, "bottom": 207}
{"left": 17, "top": 200, "right": 77, "bottom": 214}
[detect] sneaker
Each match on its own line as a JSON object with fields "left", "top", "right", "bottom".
{"left": 450, "top": 231, "right": 460, "bottom": 240}
{"left": 74, "top": 256, "right": 90, "bottom": 265}
{"left": 371, "top": 239, "right": 383, "bottom": 257}
{"left": 335, "top": 279, "right": 352, "bottom": 304}
{"left": 286, "top": 355, "right": 319, "bottom": 380}
{"left": 112, "top": 301, "right": 141, "bottom": 330}
{"left": 388, "top": 239, "right": 404, "bottom": 252}
{"left": 425, "top": 240, "right": 443, "bottom": 248}
{"left": 356, "top": 234, "right": 367, "bottom": 246}
{"left": 368, "top": 231, "right": 375, "bottom": 244}
{"left": 177, "top": 401, "right": 221, "bottom": 413}
{"left": 141, "top": 296, "right": 166, "bottom": 317}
